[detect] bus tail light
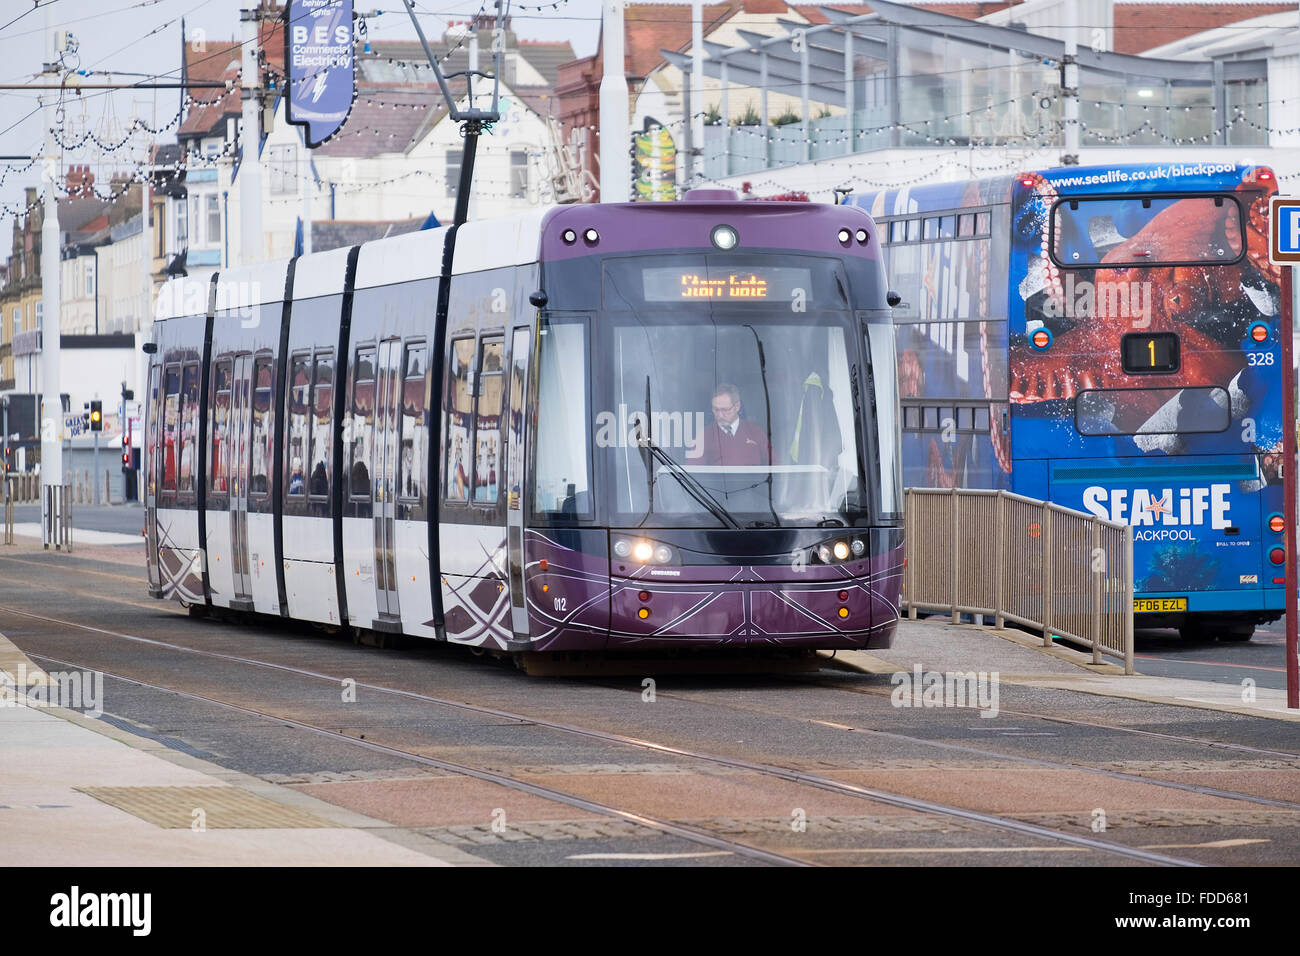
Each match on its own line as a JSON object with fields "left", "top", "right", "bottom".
{"left": 1268, "top": 514, "right": 1285, "bottom": 534}
{"left": 1269, "top": 547, "right": 1285, "bottom": 565}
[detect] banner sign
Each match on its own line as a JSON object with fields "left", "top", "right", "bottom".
{"left": 285, "top": 0, "right": 356, "bottom": 148}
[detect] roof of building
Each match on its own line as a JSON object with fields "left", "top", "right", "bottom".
{"left": 1116, "top": 4, "right": 1299, "bottom": 55}
{"left": 310, "top": 217, "right": 428, "bottom": 253}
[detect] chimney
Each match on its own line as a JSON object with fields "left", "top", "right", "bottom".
{"left": 65, "top": 164, "right": 95, "bottom": 197}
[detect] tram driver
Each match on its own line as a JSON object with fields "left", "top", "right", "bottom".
{"left": 686, "top": 384, "right": 773, "bottom": 467}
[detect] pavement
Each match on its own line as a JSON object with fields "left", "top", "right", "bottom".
{"left": 837, "top": 616, "right": 1300, "bottom": 723}
{"left": 0, "top": 635, "right": 485, "bottom": 866}
{"left": 2, "top": 510, "right": 1298, "bottom": 864}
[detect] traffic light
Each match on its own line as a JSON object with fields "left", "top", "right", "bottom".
{"left": 121, "top": 431, "right": 131, "bottom": 469}
{"left": 89, "top": 400, "right": 102, "bottom": 432}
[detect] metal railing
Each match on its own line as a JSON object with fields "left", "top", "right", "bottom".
{"left": 903, "top": 488, "right": 1134, "bottom": 674}
{"left": 3, "top": 473, "right": 40, "bottom": 502}
{"left": 42, "top": 484, "right": 71, "bottom": 552}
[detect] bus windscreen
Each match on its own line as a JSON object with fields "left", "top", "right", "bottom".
{"left": 1051, "top": 194, "right": 1243, "bottom": 268}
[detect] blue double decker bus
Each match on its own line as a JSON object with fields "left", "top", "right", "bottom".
{"left": 848, "top": 162, "right": 1285, "bottom": 641}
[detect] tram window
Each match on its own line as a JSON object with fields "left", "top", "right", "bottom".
{"left": 163, "top": 366, "right": 180, "bottom": 491}
{"left": 474, "top": 339, "right": 503, "bottom": 504}
{"left": 957, "top": 406, "right": 973, "bottom": 431}
{"left": 922, "top": 407, "right": 938, "bottom": 430}
{"left": 903, "top": 405, "right": 921, "bottom": 430}
{"left": 310, "top": 354, "right": 333, "bottom": 498}
{"left": 350, "top": 348, "right": 376, "bottom": 500}
{"left": 938, "top": 216, "right": 956, "bottom": 238}
{"left": 906, "top": 218, "right": 920, "bottom": 242}
{"left": 445, "top": 338, "right": 475, "bottom": 502}
{"left": 888, "top": 221, "right": 905, "bottom": 244}
{"left": 975, "top": 212, "right": 991, "bottom": 235}
{"left": 179, "top": 363, "right": 199, "bottom": 492}
{"left": 146, "top": 366, "right": 159, "bottom": 498}
{"left": 250, "top": 358, "right": 273, "bottom": 496}
{"left": 974, "top": 406, "right": 990, "bottom": 431}
{"left": 534, "top": 319, "right": 590, "bottom": 518}
{"left": 958, "top": 214, "right": 975, "bottom": 238}
{"left": 399, "top": 345, "right": 426, "bottom": 501}
{"left": 210, "top": 361, "right": 232, "bottom": 494}
{"left": 923, "top": 218, "right": 939, "bottom": 240}
{"left": 287, "top": 354, "right": 311, "bottom": 497}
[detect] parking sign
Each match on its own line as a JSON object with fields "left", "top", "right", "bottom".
{"left": 1271, "top": 197, "right": 1300, "bottom": 265}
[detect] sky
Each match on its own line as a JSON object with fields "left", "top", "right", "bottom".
{"left": 0, "top": 0, "right": 619, "bottom": 241}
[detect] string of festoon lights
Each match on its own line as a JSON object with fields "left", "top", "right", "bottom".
{"left": 50, "top": 92, "right": 231, "bottom": 154}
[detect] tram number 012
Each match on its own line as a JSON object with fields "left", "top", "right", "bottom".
{"left": 553, "top": 596, "right": 567, "bottom": 612}
{"left": 1248, "top": 351, "right": 1275, "bottom": 366}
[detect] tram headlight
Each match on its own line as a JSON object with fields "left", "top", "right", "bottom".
{"left": 561, "top": 228, "right": 577, "bottom": 245}
{"left": 855, "top": 229, "right": 868, "bottom": 244}
{"left": 850, "top": 538, "right": 866, "bottom": 557}
{"left": 653, "top": 545, "right": 673, "bottom": 564}
{"left": 613, "top": 539, "right": 632, "bottom": 558}
{"left": 837, "top": 228, "right": 852, "bottom": 245}
{"left": 832, "top": 541, "right": 851, "bottom": 561}
{"left": 632, "top": 541, "right": 654, "bottom": 563}
{"left": 817, "top": 545, "right": 833, "bottom": 564}
{"left": 584, "top": 228, "right": 600, "bottom": 244}
{"left": 711, "top": 224, "right": 738, "bottom": 250}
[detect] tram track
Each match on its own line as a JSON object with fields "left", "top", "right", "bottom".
{"left": 0, "top": 600, "right": 1215, "bottom": 866}
{"left": 25, "top": 650, "right": 811, "bottom": 868}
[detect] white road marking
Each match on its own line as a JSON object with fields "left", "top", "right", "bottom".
{"left": 567, "top": 851, "right": 735, "bottom": 861}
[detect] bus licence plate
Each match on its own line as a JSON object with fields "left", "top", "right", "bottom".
{"left": 1134, "top": 598, "right": 1187, "bottom": 613}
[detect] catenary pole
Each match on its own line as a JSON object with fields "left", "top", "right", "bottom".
{"left": 39, "top": 0, "right": 63, "bottom": 500}
{"left": 599, "top": 0, "right": 630, "bottom": 202}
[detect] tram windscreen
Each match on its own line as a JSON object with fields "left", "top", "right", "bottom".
{"left": 604, "top": 310, "right": 867, "bottom": 527}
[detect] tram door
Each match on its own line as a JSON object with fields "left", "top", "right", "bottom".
{"left": 144, "top": 363, "right": 161, "bottom": 591}
{"left": 372, "top": 339, "right": 402, "bottom": 619}
{"left": 505, "top": 327, "right": 531, "bottom": 638}
{"left": 228, "top": 354, "right": 254, "bottom": 604}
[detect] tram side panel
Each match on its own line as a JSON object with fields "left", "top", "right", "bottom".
{"left": 437, "top": 265, "right": 518, "bottom": 649}
{"left": 341, "top": 275, "right": 440, "bottom": 638}
{"left": 149, "top": 312, "right": 206, "bottom": 604}
{"left": 206, "top": 268, "right": 289, "bottom": 614}
{"left": 281, "top": 266, "right": 350, "bottom": 626}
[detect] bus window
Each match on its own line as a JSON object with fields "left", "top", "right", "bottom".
{"left": 975, "top": 212, "right": 991, "bottom": 235}
{"left": 923, "top": 218, "right": 939, "bottom": 240}
{"left": 889, "top": 221, "right": 906, "bottom": 244}
{"left": 938, "top": 216, "right": 956, "bottom": 239}
{"left": 907, "top": 219, "right": 921, "bottom": 242}
{"left": 1052, "top": 194, "right": 1243, "bottom": 267}
{"left": 1076, "top": 386, "right": 1230, "bottom": 436}
{"left": 958, "top": 214, "right": 976, "bottom": 238}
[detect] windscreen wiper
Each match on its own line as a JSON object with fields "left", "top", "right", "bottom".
{"left": 634, "top": 423, "right": 742, "bottom": 530}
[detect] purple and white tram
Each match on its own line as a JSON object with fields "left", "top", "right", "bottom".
{"left": 143, "top": 190, "right": 903, "bottom": 662}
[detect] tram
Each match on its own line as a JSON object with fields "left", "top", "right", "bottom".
{"left": 143, "top": 190, "right": 903, "bottom": 661}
